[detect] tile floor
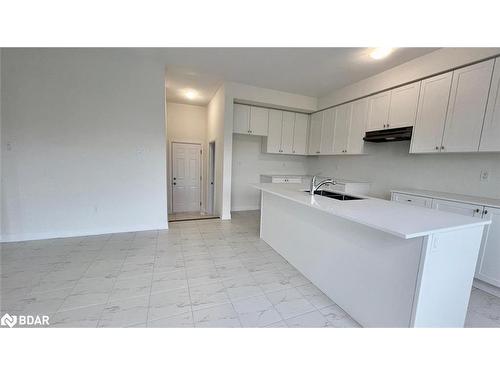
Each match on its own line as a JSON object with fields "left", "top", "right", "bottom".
{"left": 1, "top": 211, "right": 499, "bottom": 328}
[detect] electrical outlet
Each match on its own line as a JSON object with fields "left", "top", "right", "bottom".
{"left": 480, "top": 169, "right": 490, "bottom": 182}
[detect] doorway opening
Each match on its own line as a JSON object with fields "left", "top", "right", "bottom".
{"left": 168, "top": 141, "right": 218, "bottom": 222}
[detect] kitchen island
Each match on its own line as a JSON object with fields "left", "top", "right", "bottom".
{"left": 253, "top": 183, "right": 491, "bottom": 327}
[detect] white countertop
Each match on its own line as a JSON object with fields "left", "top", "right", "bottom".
{"left": 391, "top": 188, "right": 500, "bottom": 209}
{"left": 253, "top": 183, "right": 491, "bottom": 240}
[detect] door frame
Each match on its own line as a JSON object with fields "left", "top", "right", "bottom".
{"left": 207, "top": 141, "right": 216, "bottom": 215}
{"left": 170, "top": 141, "right": 203, "bottom": 214}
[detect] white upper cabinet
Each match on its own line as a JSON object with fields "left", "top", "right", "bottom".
{"left": 347, "top": 98, "right": 368, "bottom": 154}
{"left": 320, "top": 108, "right": 335, "bottom": 154}
{"left": 388, "top": 82, "right": 421, "bottom": 129}
{"left": 367, "top": 91, "right": 391, "bottom": 131}
{"left": 442, "top": 59, "right": 494, "bottom": 152}
{"left": 281, "top": 111, "right": 295, "bottom": 154}
{"left": 308, "top": 111, "right": 323, "bottom": 154}
{"left": 292, "top": 113, "right": 309, "bottom": 155}
{"left": 333, "top": 103, "right": 351, "bottom": 153}
{"left": 233, "top": 104, "right": 251, "bottom": 134}
{"left": 266, "top": 109, "right": 283, "bottom": 153}
{"left": 367, "top": 82, "right": 421, "bottom": 131}
{"left": 250, "top": 106, "right": 269, "bottom": 136}
{"left": 410, "top": 72, "right": 453, "bottom": 153}
{"left": 480, "top": 57, "right": 500, "bottom": 152}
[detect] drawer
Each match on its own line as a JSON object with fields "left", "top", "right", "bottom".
{"left": 286, "top": 177, "right": 303, "bottom": 184}
{"left": 271, "top": 177, "right": 287, "bottom": 183}
{"left": 392, "top": 193, "right": 432, "bottom": 208}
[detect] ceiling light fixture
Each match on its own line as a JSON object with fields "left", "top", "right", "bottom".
{"left": 370, "top": 47, "right": 394, "bottom": 60}
{"left": 184, "top": 89, "right": 198, "bottom": 100}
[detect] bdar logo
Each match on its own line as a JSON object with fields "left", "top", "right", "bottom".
{"left": 1, "top": 313, "right": 17, "bottom": 328}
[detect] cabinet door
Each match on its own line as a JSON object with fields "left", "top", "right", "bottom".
{"left": 308, "top": 111, "right": 323, "bottom": 154}
{"left": 320, "top": 108, "right": 335, "bottom": 154}
{"left": 292, "top": 113, "right": 309, "bottom": 155}
{"left": 347, "top": 98, "right": 368, "bottom": 154}
{"left": 366, "top": 91, "right": 391, "bottom": 131}
{"left": 233, "top": 104, "right": 250, "bottom": 134}
{"left": 410, "top": 72, "right": 453, "bottom": 153}
{"left": 479, "top": 58, "right": 500, "bottom": 152}
{"left": 333, "top": 103, "right": 350, "bottom": 153}
{"left": 431, "top": 198, "right": 483, "bottom": 218}
{"left": 281, "top": 112, "right": 295, "bottom": 154}
{"left": 477, "top": 207, "right": 500, "bottom": 287}
{"left": 266, "top": 109, "right": 283, "bottom": 154}
{"left": 250, "top": 106, "right": 269, "bottom": 136}
{"left": 391, "top": 193, "right": 433, "bottom": 208}
{"left": 442, "top": 60, "right": 494, "bottom": 152}
{"left": 388, "top": 82, "right": 421, "bottom": 129}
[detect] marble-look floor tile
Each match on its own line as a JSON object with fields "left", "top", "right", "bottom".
{"left": 189, "top": 281, "right": 230, "bottom": 311}
{"left": 465, "top": 288, "right": 500, "bottom": 328}
{"left": 108, "top": 275, "right": 152, "bottom": 302}
{"left": 232, "top": 295, "right": 282, "bottom": 327}
{"left": 148, "top": 288, "right": 191, "bottom": 321}
{"left": 98, "top": 295, "right": 149, "bottom": 328}
{"left": 296, "top": 283, "right": 335, "bottom": 309}
{"left": 252, "top": 270, "right": 293, "bottom": 293}
{"left": 223, "top": 276, "right": 263, "bottom": 301}
{"left": 319, "top": 305, "right": 361, "bottom": 328}
{"left": 286, "top": 310, "right": 333, "bottom": 328}
{"left": 151, "top": 270, "right": 187, "bottom": 294}
{"left": 193, "top": 303, "right": 241, "bottom": 327}
{"left": 266, "top": 288, "right": 316, "bottom": 320}
{"left": 51, "top": 304, "right": 105, "bottom": 327}
{"left": 148, "top": 311, "right": 194, "bottom": 328}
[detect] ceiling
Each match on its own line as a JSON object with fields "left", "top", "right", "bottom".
{"left": 161, "top": 48, "right": 438, "bottom": 105}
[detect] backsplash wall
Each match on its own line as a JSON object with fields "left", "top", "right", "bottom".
{"left": 308, "top": 141, "right": 500, "bottom": 200}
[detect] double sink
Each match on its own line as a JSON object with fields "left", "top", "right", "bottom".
{"left": 304, "top": 190, "right": 364, "bottom": 201}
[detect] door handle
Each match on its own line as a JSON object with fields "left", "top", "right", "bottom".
{"left": 173, "top": 182, "right": 176, "bottom": 185}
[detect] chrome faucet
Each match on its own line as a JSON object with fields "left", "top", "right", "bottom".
{"left": 309, "top": 176, "right": 336, "bottom": 195}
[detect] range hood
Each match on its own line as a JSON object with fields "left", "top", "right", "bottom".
{"left": 363, "top": 126, "right": 413, "bottom": 143}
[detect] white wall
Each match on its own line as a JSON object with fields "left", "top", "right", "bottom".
{"left": 319, "top": 48, "right": 500, "bottom": 110}
{"left": 308, "top": 142, "right": 500, "bottom": 200}
{"left": 166, "top": 102, "right": 207, "bottom": 213}
{"left": 207, "top": 85, "right": 228, "bottom": 219}
{"left": 1, "top": 49, "right": 168, "bottom": 241}
{"left": 231, "top": 134, "right": 309, "bottom": 211}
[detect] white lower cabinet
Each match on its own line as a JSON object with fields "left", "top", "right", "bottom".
{"left": 391, "top": 192, "right": 432, "bottom": 208}
{"left": 477, "top": 207, "right": 500, "bottom": 287}
{"left": 391, "top": 191, "right": 500, "bottom": 289}
{"left": 431, "top": 198, "right": 483, "bottom": 218}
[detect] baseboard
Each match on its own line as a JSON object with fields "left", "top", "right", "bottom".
{"left": 473, "top": 278, "right": 500, "bottom": 298}
{"left": 0, "top": 223, "right": 169, "bottom": 243}
{"left": 231, "top": 205, "right": 260, "bottom": 212}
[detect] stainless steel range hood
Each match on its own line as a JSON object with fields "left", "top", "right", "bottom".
{"left": 363, "top": 126, "right": 413, "bottom": 143}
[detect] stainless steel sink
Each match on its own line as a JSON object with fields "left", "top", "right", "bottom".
{"left": 304, "top": 190, "right": 364, "bottom": 200}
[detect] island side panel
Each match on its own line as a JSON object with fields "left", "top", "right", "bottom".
{"left": 260, "top": 191, "right": 424, "bottom": 328}
{"left": 411, "top": 226, "right": 484, "bottom": 327}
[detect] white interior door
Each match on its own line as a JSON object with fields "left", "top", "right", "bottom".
{"left": 172, "top": 142, "right": 201, "bottom": 213}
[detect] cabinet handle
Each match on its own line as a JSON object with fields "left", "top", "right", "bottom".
{"left": 435, "top": 146, "right": 439, "bottom": 150}
{"left": 316, "top": 151, "right": 320, "bottom": 154}
{"left": 484, "top": 210, "right": 488, "bottom": 215}
{"left": 475, "top": 208, "right": 481, "bottom": 213}
{"left": 441, "top": 146, "right": 445, "bottom": 150}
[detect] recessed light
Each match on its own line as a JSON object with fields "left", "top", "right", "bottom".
{"left": 184, "top": 89, "right": 198, "bottom": 100}
{"left": 370, "top": 47, "right": 394, "bottom": 60}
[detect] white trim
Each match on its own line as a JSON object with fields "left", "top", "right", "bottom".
{"left": 473, "top": 278, "right": 500, "bottom": 298}
{"left": 231, "top": 205, "right": 261, "bottom": 212}
{"left": 0, "top": 223, "right": 168, "bottom": 243}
